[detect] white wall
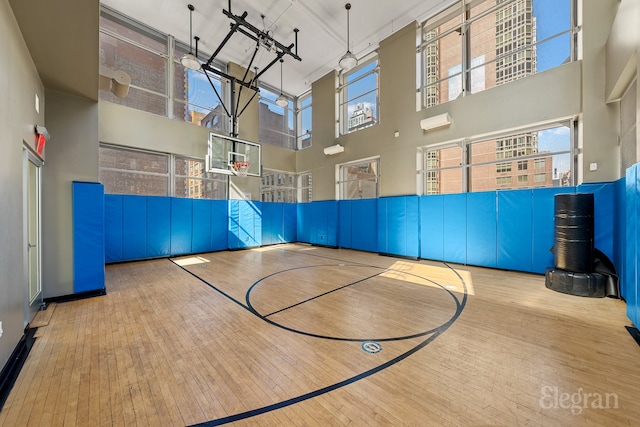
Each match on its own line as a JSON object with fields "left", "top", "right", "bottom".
{"left": 0, "top": 0, "right": 45, "bottom": 370}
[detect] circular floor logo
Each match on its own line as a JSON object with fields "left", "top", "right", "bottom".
{"left": 361, "top": 341, "right": 382, "bottom": 354}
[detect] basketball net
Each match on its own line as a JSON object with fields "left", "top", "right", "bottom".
{"left": 232, "top": 161, "right": 250, "bottom": 177}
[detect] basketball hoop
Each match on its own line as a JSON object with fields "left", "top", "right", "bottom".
{"left": 232, "top": 161, "right": 250, "bottom": 177}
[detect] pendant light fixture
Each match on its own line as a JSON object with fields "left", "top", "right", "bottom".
{"left": 338, "top": 3, "right": 357, "bottom": 71}
{"left": 275, "top": 58, "right": 288, "bottom": 107}
{"left": 181, "top": 4, "right": 201, "bottom": 70}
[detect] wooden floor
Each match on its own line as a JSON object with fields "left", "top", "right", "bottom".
{"left": 2, "top": 244, "right": 639, "bottom": 426}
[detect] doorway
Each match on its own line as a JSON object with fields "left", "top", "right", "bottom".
{"left": 24, "top": 147, "right": 43, "bottom": 326}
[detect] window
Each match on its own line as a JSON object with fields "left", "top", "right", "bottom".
{"left": 259, "top": 84, "right": 295, "bottom": 149}
{"left": 418, "top": 0, "right": 576, "bottom": 109}
{"left": 174, "top": 156, "right": 227, "bottom": 199}
{"left": 420, "top": 120, "right": 574, "bottom": 194}
{"left": 260, "top": 169, "right": 312, "bottom": 203}
{"left": 422, "top": 145, "right": 464, "bottom": 194}
{"left": 297, "top": 91, "right": 312, "bottom": 149}
{"left": 99, "top": 6, "right": 227, "bottom": 129}
{"left": 338, "top": 158, "right": 380, "bottom": 199}
{"left": 339, "top": 55, "right": 379, "bottom": 135}
{"left": 99, "top": 145, "right": 228, "bottom": 199}
{"left": 99, "top": 145, "right": 170, "bottom": 195}
{"left": 99, "top": 9, "right": 168, "bottom": 116}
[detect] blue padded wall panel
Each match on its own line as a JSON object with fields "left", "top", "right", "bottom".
{"left": 626, "top": 165, "right": 639, "bottom": 325}
{"left": 577, "top": 183, "right": 616, "bottom": 262}
{"left": 231, "top": 200, "right": 262, "bottom": 249}
{"left": 614, "top": 178, "right": 626, "bottom": 299}
{"left": 377, "top": 199, "right": 388, "bottom": 254}
{"left": 338, "top": 200, "right": 352, "bottom": 248}
{"left": 310, "top": 201, "right": 338, "bottom": 247}
{"left": 146, "top": 197, "right": 171, "bottom": 258}
{"left": 261, "top": 202, "right": 283, "bottom": 245}
{"left": 122, "top": 195, "right": 147, "bottom": 260}
{"left": 210, "top": 200, "right": 228, "bottom": 251}
{"left": 466, "top": 192, "right": 497, "bottom": 268}
{"left": 283, "top": 203, "right": 297, "bottom": 242}
{"left": 228, "top": 200, "right": 241, "bottom": 249}
{"left": 378, "top": 196, "right": 419, "bottom": 258}
{"left": 531, "top": 187, "right": 574, "bottom": 274}
{"left": 497, "top": 190, "right": 533, "bottom": 272}
{"left": 192, "top": 199, "right": 213, "bottom": 253}
{"left": 420, "top": 195, "right": 444, "bottom": 261}
{"left": 104, "top": 195, "right": 123, "bottom": 263}
{"left": 282, "top": 203, "right": 297, "bottom": 242}
{"left": 72, "top": 182, "right": 105, "bottom": 293}
{"left": 171, "top": 198, "right": 193, "bottom": 256}
{"left": 297, "top": 203, "right": 311, "bottom": 243}
{"left": 310, "top": 202, "right": 328, "bottom": 246}
{"left": 443, "top": 194, "right": 467, "bottom": 265}
{"left": 352, "top": 199, "right": 378, "bottom": 252}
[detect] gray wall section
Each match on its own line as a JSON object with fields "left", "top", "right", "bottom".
{"left": 42, "top": 90, "right": 99, "bottom": 298}
{"left": 0, "top": 0, "right": 45, "bottom": 371}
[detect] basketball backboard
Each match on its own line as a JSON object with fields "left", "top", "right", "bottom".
{"left": 206, "top": 132, "right": 261, "bottom": 177}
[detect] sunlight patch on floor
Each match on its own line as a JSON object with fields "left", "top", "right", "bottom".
{"left": 380, "top": 260, "right": 475, "bottom": 296}
{"left": 173, "top": 256, "right": 211, "bottom": 266}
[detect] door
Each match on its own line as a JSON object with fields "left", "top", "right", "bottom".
{"left": 25, "top": 148, "right": 43, "bottom": 325}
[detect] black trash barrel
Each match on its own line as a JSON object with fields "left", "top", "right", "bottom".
{"left": 554, "top": 193, "right": 594, "bottom": 273}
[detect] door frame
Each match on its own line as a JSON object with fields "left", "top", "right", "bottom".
{"left": 23, "top": 145, "right": 43, "bottom": 327}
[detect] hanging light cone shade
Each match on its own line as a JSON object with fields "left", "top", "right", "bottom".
{"left": 181, "top": 53, "right": 200, "bottom": 70}
{"left": 339, "top": 3, "right": 357, "bottom": 71}
{"left": 339, "top": 51, "right": 357, "bottom": 71}
{"left": 181, "top": 4, "right": 200, "bottom": 70}
{"left": 275, "top": 58, "right": 288, "bottom": 107}
{"left": 275, "top": 94, "right": 288, "bottom": 107}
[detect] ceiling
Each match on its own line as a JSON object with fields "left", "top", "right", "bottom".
{"left": 101, "top": 0, "right": 453, "bottom": 96}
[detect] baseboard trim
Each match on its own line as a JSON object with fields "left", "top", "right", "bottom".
{"left": 625, "top": 326, "right": 640, "bottom": 348}
{"left": 44, "top": 288, "right": 106, "bottom": 304}
{"left": 0, "top": 328, "right": 37, "bottom": 411}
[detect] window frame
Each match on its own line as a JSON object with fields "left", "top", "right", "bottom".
{"left": 338, "top": 53, "right": 380, "bottom": 136}
{"left": 99, "top": 144, "right": 228, "bottom": 199}
{"left": 336, "top": 156, "right": 381, "bottom": 200}
{"left": 258, "top": 82, "right": 296, "bottom": 150}
{"left": 99, "top": 5, "right": 228, "bottom": 129}
{"left": 417, "top": 0, "right": 578, "bottom": 109}
{"left": 418, "top": 118, "right": 576, "bottom": 195}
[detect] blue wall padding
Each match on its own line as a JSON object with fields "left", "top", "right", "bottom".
{"left": 577, "top": 183, "right": 616, "bottom": 262}
{"left": 531, "top": 187, "right": 574, "bottom": 274}
{"left": 104, "top": 195, "right": 123, "bottom": 263}
{"left": 626, "top": 165, "right": 639, "bottom": 325}
{"left": 261, "top": 202, "right": 283, "bottom": 245}
{"left": 171, "top": 198, "right": 193, "bottom": 255}
{"left": 296, "top": 203, "right": 311, "bottom": 243}
{"left": 377, "top": 196, "right": 420, "bottom": 257}
{"left": 309, "top": 201, "right": 338, "bottom": 246}
{"left": 420, "top": 195, "right": 444, "bottom": 261}
{"left": 229, "top": 200, "right": 262, "bottom": 249}
{"left": 72, "top": 182, "right": 105, "bottom": 293}
{"left": 614, "top": 178, "right": 626, "bottom": 299}
{"left": 283, "top": 203, "right": 297, "bottom": 242}
{"left": 210, "top": 200, "right": 229, "bottom": 251}
{"left": 338, "top": 201, "right": 352, "bottom": 248}
{"left": 192, "top": 199, "right": 213, "bottom": 253}
{"left": 466, "top": 192, "right": 497, "bottom": 268}
{"left": 352, "top": 199, "right": 378, "bottom": 252}
{"left": 146, "top": 197, "right": 171, "bottom": 258}
{"left": 122, "top": 195, "right": 147, "bottom": 260}
{"left": 497, "top": 190, "right": 533, "bottom": 271}
{"left": 443, "top": 194, "right": 467, "bottom": 264}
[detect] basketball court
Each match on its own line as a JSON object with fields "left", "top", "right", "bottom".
{"left": 2, "top": 244, "right": 639, "bottom": 426}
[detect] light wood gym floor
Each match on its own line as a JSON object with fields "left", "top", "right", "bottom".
{"left": 1, "top": 243, "right": 639, "bottom": 426}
